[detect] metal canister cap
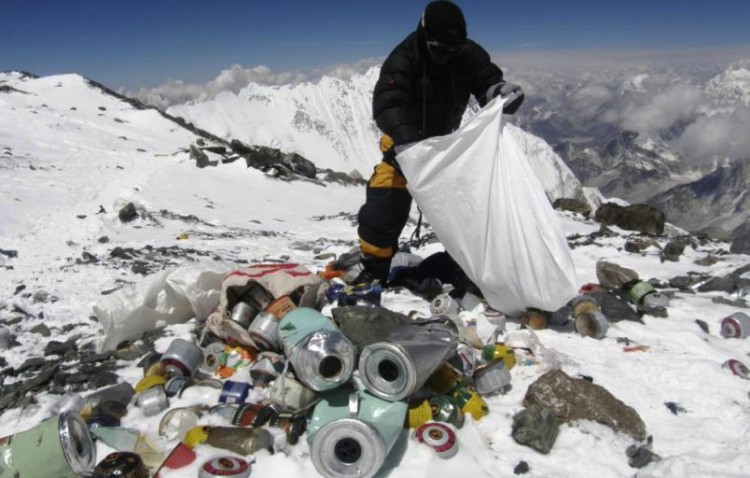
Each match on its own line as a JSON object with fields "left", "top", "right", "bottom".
{"left": 59, "top": 412, "right": 97, "bottom": 475}
{"left": 199, "top": 456, "right": 251, "bottom": 478}
{"left": 93, "top": 452, "right": 149, "bottom": 478}
{"left": 358, "top": 342, "right": 417, "bottom": 401}
{"left": 310, "top": 418, "right": 387, "bottom": 478}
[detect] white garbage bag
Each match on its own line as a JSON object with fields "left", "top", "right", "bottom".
{"left": 396, "top": 97, "right": 578, "bottom": 314}
{"left": 93, "top": 261, "right": 233, "bottom": 351}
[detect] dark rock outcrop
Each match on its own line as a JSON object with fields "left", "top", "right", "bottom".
{"left": 595, "top": 203, "right": 665, "bottom": 235}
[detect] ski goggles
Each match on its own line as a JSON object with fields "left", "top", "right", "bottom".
{"left": 426, "top": 39, "right": 467, "bottom": 58}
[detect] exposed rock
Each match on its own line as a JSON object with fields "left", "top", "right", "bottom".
{"left": 511, "top": 404, "right": 561, "bottom": 454}
{"left": 627, "top": 441, "right": 661, "bottom": 468}
{"left": 118, "top": 202, "right": 138, "bottom": 223}
{"left": 230, "top": 139, "right": 253, "bottom": 155}
{"left": 595, "top": 203, "right": 665, "bottom": 236}
{"left": 553, "top": 198, "right": 592, "bottom": 217}
{"left": 283, "top": 152, "right": 316, "bottom": 179}
{"left": 595, "top": 260, "right": 639, "bottom": 290}
{"left": 513, "top": 461, "right": 530, "bottom": 475}
{"left": 349, "top": 169, "right": 364, "bottom": 181}
{"left": 523, "top": 369, "right": 647, "bottom": 441}
{"left": 190, "top": 144, "right": 210, "bottom": 168}
{"left": 694, "top": 255, "right": 719, "bottom": 266}
{"left": 44, "top": 339, "right": 78, "bottom": 357}
{"left": 30, "top": 323, "right": 51, "bottom": 337}
{"left": 730, "top": 219, "right": 750, "bottom": 254}
{"left": 661, "top": 238, "right": 690, "bottom": 262}
{"left": 0, "top": 248, "right": 18, "bottom": 258}
{"left": 589, "top": 290, "right": 641, "bottom": 323}
{"left": 624, "top": 238, "right": 659, "bottom": 254}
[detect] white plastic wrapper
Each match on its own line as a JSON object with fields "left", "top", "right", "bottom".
{"left": 397, "top": 96, "right": 578, "bottom": 314}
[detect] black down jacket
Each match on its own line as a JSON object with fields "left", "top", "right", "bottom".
{"left": 373, "top": 23, "right": 505, "bottom": 146}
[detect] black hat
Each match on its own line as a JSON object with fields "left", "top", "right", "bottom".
{"left": 421, "top": 1, "right": 467, "bottom": 46}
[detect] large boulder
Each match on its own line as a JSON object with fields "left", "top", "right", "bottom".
{"left": 553, "top": 198, "right": 592, "bottom": 218}
{"left": 730, "top": 219, "right": 750, "bottom": 254}
{"left": 595, "top": 203, "right": 665, "bottom": 236}
{"left": 523, "top": 369, "right": 647, "bottom": 441}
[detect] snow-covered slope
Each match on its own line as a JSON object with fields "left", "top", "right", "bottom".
{"left": 168, "top": 67, "right": 587, "bottom": 202}
{"left": 705, "top": 59, "right": 750, "bottom": 106}
{"left": 3, "top": 71, "right": 750, "bottom": 478}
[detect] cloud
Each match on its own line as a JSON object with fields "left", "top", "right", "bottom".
{"left": 673, "top": 107, "right": 750, "bottom": 164}
{"left": 620, "top": 83, "right": 704, "bottom": 133}
{"left": 569, "top": 84, "right": 615, "bottom": 119}
{"left": 130, "top": 60, "right": 382, "bottom": 109}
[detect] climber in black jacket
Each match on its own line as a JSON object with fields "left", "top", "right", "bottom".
{"left": 354, "top": 0, "right": 524, "bottom": 285}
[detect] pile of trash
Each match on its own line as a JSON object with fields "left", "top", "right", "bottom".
{"left": 2, "top": 252, "right": 749, "bottom": 478}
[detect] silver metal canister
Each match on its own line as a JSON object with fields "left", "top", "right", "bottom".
{"left": 160, "top": 338, "right": 204, "bottom": 377}
{"left": 230, "top": 301, "right": 258, "bottom": 329}
{"left": 430, "top": 293, "right": 461, "bottom": 319}
{"left": 269, "top": 373, "right": 319, "bottom": 412}
{"left": 0, "top": 412, "right": 96, "bottom": 477}
{"left": 245, "top": 282, "right": 274, "bottom": 310}
{"left": 249, "top": 351, "right": 285, "bottom": 385}
{"left": 308, "top": 388, "right": 407, "bottom": 478}
{"left": 247, "top": 310, "right": 280, "bottom": 351}
{"left": 722, "top": 359, "right": 750, "bottom": 379}
{"left": 136, "top": 386, "right": 169, "bottom": 417}
{"left": 359, "top": 322, "right": 458, "bottom": 401}
{"left": 278, "top": 308, "right": 356, "bottom": 391}
{"left": 574, "top": 311, "right": 609, "bottom": 339}
{"left": 720, "top": 311, "right": 750, "bottom": 339}
{"left": 472, "top": 359, "right": 512, "bottom": 395}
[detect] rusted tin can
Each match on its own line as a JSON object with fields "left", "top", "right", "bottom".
{"left": 203, "top": 427, "right": 274, "bottom": 456}
{"left": 720, "top": 311, "right": 750, "bottom": 339}
{"left": 160, "top": 338, "right": 204, "bottom": 377}
{"left": 198, "top": 456, "right": 251, "bottom": 478}
{"left": 414, "top": 422, "right": 459, "bottom": 459}
{"left": 92, "top": 451, "right": 149, "bottom": 478}
{"left": 0, "top": 412, "right": 96, "bottom": 477}
{"left": 574, "top": 311, "right": 609, "bottom": 339}
{"left": 247, "top": 310, "right": 280, "bottom": 351}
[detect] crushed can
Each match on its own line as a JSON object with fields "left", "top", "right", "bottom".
{"left": 359, "top": 321, "right": 458, "bottom": 401}
{"left": 574, "top": 311, "right": 609, "bottom": 339}
{"left": 160, "top": 338, "right": 204, "bottom": 377}
{"left": 82, "top": 383, "right": 135, "bottom": 417}
{"left": 451, "top": 387, "right": 489, "bottom": 421}
{"left": 199, "top": 457, "right": 251, "bottom": 478}
{"left": 249, "top": 351, "right": 285, "bottom": 385}
{"left": 472, "top": 359, "right": 512, "bottom": 396}
{"left": 269, "top": 373, "right": 319, "bottom": 412}
{"left": 448, "top": 342, "right": 477, "bottom": 376}
{"left": 481, "top": 344, "right": 516, "bottom": 370}
{"left": 92, "top": 451, "right": 149, "bottom": 478}
{"left": 720, "top": 311, "right": 750, "bottom": 339}
{"left": 277, "top": 307, "right": 356, "bottom": 391}
{"left": 430, "top": 293, "right": 461, "bottom": 319}
{"left": 51, "top": 392, "right": 85, "bottom": 417}
{"left": 722, "top": 359, "right": 750, "bottom": 380}
{"left": 307, "top": 387, "right": 407, "bottom": 478}
{"left": 429, "top": 395, "right": 465, "bottom": 428}
{"left": 0, "top": 412, "right": 96, "bottom": 477}
{"left": 201, "top": 341, "right": 227, "bottom": 374}
{"left": 414, "top": 422, "right": 459, "bottom": 459}
{"left": 247, "top": 310, "right": 280, "bottom": 351}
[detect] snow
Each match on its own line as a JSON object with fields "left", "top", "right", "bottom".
{"left": 2, "top": 72, "right": 750, "bottom": 478}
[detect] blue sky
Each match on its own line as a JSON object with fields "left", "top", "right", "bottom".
{"left": 2, "top": 0, "right": 748, "bottom": 90}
